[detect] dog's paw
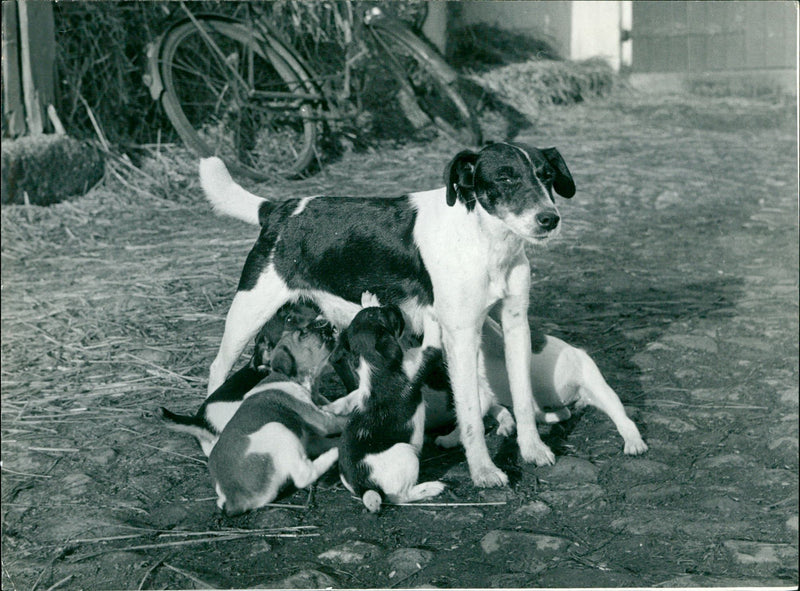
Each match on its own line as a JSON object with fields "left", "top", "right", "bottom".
{"left": 519, "top": 442, "right": 556, "bottom": 466}
{"left": 471, "top": 464, "right": 509, "bottom": 488}
{"left": 623, "top": 437, "right": 649, "bottom": 455}
{"left": 434, "top": 430, "right": 461, "bottom": 449}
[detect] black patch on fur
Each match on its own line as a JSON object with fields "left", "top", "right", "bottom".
{"left": 238, "top": 199, "right": 302, "bottom": 291}
{"left": 243, "top": 197, "right": 434, "bottom": 307}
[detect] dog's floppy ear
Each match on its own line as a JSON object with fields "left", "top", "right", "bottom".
{"left": 382, "top": 304, "right": 405, "bottom": 338}
{"left": 542, "top": 147, "right": 576, "bottom": 198}
{"left": 375, "top": 332, "right": 403, "bottom": 369}
{"left": 445, "top": 150, "right": 479, "bottom": 206}
{"left": 329, "top": 330, "right": 350, "bottom": 364}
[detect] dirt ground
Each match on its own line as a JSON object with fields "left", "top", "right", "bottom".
{"left": 2, "top": 92, "right": 798, "bottom": 590}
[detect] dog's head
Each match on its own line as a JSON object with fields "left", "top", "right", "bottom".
{"left": 445, "top": 142, "right": 575, "bottom": 243}
{"left": 332, "top": 305, "right": 405, "bottom": 372}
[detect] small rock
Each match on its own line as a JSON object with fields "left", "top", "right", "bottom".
{"left": 616, "top": 458, "right": 671, "bottom": 480}
{"left": 432, "top": 509, "right": 483, "bottom": 526}
{"left": 250, "top": 508, "right": 297, "bottom": 529}
{"left": 537, "top": 457, "right": 598, "bottom": 484}
{"left": 640, "top": 412, "right": 697, "bottom": 433}
{"left": 699, "top": 495, "right": 742, "bottom": 514}
{"left": 723, "top": 540, "right": 796, "bottom": 565}
{"left": 92, "top": 448, "right": 117, "bottom": 465}
{"left": 318, "top": 540, "right": 381, "bottom": 565}
{"left": 259, "top": 568, "right": 337, "bottom": 589}
{"left": 631, "top": 352, "right": 657, "bottom": 370}
{"left": 387, "top": 548, "right": 434, "bottom": 580}
{"left": 513, "top": 500, "right": 552, "bottom": 518}
{"left": 481, "top": 530, "right": 573, "bottom": 574}
{"left": 248, "top": 540, "right": 272, "bottom": 557}
{"left": 695, "top": 453, "right": 755, "bottom": 470}
{"left": 779, "top": 388, "right": 798, "bottom": 407}
{"left": 785, "top": 514, "right": 798, "bottom": 532}
{"left": 662, "top": 334, "right": 718, "bottom": 353}
{"left": 539, "top": 484, "right": 605, "bottom": 509}
{"left": 768, "top": 437, "right": 799, "bottom": 467}
{"left": 478, "top": 488, "right": 516, "bottom": 503}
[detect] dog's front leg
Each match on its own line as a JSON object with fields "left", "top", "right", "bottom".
{"left": 501, "top": 262, "right": 555, "bottom": 466}
{"left": 443, "top": 321, "right": 509, "bottom": 487}
{"left": 209, "top": 270, "right": 291, "bottom": 394}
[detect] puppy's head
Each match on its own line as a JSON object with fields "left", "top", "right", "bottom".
{"left": 333, "top": 305, "right": 405, "bottom": 372}
{"left": 251, "top": 301, "right": 331, "bottom": 371}
{"left": 268, "top": 312, "right": 336, "bottom": 383}
{"left": 445, "top": 142, "right": 575, "bottom": 243}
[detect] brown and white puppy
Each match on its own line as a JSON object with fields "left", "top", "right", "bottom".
{"left": 209, "top": 386, "right": 340, "bottom": 516}
{"left": 200, "top": 142, "right": 576, "bottom": 488}
{"left": 335, "top": 305, "right": 445, "bottom": 513}
{"left": 159, "top": 302, "right": 342, "bottom": 456}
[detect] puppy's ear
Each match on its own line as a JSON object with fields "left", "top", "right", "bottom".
{"left": 329, "top": 330, "right": 350, "bottom": 364}
{"left": 542, "top": 147, "right": 575, "bottom": 198}
{"left": 445, "top": 150, "right": 479, "bottom": 206}
{"left": 383, "top": 305, "right": 405, "bottom": 337}
{"left": 376, "top": 333, "right": 404, "bottom": 369}
{"left": 270, "top": 347, "right": 296, "bottom": 377}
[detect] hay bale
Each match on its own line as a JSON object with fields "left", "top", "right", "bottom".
{"left": 1, "top": 134, "right": 104, "bottom": 205}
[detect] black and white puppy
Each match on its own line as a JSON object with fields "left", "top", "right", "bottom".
{"left": 199, "top": 142, "right": 575, "bottom": 488}
{"left": 209, "top": 387, "right": 340, "bottom": 516}
{"left": 335, "top": 305, "right": 445, "bottom": 513}
{"left": 160, "top": 302, "right": 343, "bottom": 456}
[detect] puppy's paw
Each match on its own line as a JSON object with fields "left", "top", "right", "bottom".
{"left": 434, "top": 430, "right": 461, "bottom": 449}
{"left": 519, "top": 442, "right": 556, "bottom": 466}
{"left": 495, "top": 411, "right": 516, "bottom": 438}
{"left": 623, "top": 437, "right": 648, "bottom": 455}
{"left": 471, "top": 464, "right": 509, "bottom": 488}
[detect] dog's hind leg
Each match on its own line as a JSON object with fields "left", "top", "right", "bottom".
{"left": 569, "top": 351, "right": 648, "bottom": 455}
{"left": 209, "top": 268, "right": 292, "bottom": 394}
{"left": 399, "top": 480, "right": 446, "bottom": 503}
{"left": 289, "top": 447, "right": 339, "bottom": 489}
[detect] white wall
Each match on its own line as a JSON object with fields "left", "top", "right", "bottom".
{"left": 570, "top": 1, "right": 623, "bottom": 69}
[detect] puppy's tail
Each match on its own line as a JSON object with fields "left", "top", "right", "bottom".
{"left": 362, "top": 490, "right": 382, "bottom": 513}
{"left": 199, "top": 157, "right": 266, "bottom": 226}
{"left": 158, "top": 407, "right": 215, "bottom": 443}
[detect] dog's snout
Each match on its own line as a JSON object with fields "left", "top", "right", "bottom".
{"left": 535, "top": 210, "right": 560, "bottom": 232}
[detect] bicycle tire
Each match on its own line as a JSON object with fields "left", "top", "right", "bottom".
{"left": 158, "top": 16, "right": 317, "bottom": 181}
{"left": 369, "top": 19, "right": 481, "bottom": 146}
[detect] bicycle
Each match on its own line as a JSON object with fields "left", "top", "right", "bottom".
{"left": 144, "top": 1, "right": 481, "bottom": 181}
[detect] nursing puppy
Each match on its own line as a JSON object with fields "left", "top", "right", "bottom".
{"left": 429, "top": 317, "right": 648, "bottom": 455}
{"left": 200, "top": 141, "right": 576, "bottom": 488}
{"left": 209, "top": 385, "right": 340, "bottom": 515}
{"left": 336, "top": 305, "right": 445, "bottom": 513}
{"left": 159, "top": 303, "right": 342, "bottom": 456}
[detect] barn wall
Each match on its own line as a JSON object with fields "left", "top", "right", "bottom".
{"left": 630, "top": 0, "right": 797, "bottom": 93}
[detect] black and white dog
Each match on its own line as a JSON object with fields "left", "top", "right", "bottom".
{"left": 199, "top": 142, "right": 575, "bottom": 487}
{"left": 335, "top": 304, "right": 445, "bottom": 512}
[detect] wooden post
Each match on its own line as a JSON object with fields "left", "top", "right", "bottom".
{"left": 2, "top": 1, "right": 26, "bottom": 136}
{"left": 17, "top": 0, "right": 56, "bottom": 135}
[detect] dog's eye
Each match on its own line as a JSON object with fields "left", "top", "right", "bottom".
{"left": 498, "top": 176, "right": 515, "bottom": 184}
{"left": 538, "top": 169, "right": 554, "bottom": 183}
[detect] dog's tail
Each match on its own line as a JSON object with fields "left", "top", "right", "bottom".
{"left": 158, "top": 407, "right": 216, "bottom": 443}
{"left": 199, "top": 157, "right": 266, "bottom": 226}
{"left": 362, "top": 489, "right": 383, "bottom": 513}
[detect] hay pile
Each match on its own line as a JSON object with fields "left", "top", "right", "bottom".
{"left": 469, "top": 58, "right": 617, "bottom": 121}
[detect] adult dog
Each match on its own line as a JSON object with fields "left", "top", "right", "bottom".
{"left": 199, "top": 142, "right": 575, "bottom": 487}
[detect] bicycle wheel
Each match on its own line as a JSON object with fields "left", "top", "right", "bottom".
{"left": 158, "top": 16, "right": 317, "bottom": 180}
{"left": 368, "top": 18, "right": 481, "bottom": 146}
